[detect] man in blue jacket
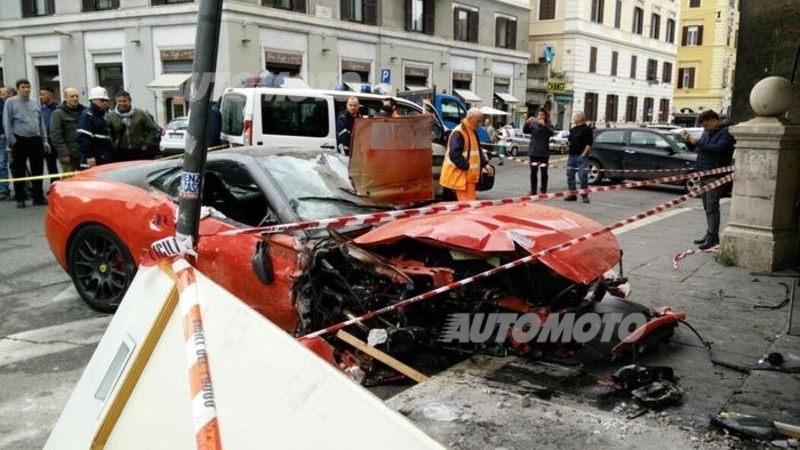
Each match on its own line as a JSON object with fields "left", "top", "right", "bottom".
{"left": 684, "top": 110, "right": 735, "bottom": 250}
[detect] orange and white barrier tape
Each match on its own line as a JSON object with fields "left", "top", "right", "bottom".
{"left": 505, "top": 154, "right": 734, "bottom": 175}
{"left": 173, "top": 258, "right": 223, "bottom": 450}
{"left": 300, "top": 174, "right": 733, "bottom": 341}
{"left": 672, "top": 247, "right": 718, "bottom": 269}
{"left": 208, "top": 166, "right": 732, "bottom": 239}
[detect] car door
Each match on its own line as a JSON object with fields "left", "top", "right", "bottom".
{"left": 623, "top": 130, "right": 690, "bottom": 180}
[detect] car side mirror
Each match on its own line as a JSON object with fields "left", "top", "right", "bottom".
{"left": 251, "top": 240, "right": 274, "bottom": 285}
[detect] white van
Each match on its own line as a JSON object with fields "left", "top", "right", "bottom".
{"left": 219, "top": 85, "right": 448, "bottom": 191}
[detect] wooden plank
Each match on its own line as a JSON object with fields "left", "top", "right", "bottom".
{"left": 336, "top": 330, "right": 428, "bottom": 383}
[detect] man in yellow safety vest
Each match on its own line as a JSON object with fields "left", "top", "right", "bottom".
{"left": 439, "top": 107, "right": 494, "bottom": 201}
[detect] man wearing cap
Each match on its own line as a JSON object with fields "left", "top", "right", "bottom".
{"left": 77, "top": 86, "right": 114, "bottom": 168}
{"left": 2, "top": 79, "right": 50, "bottom": 208}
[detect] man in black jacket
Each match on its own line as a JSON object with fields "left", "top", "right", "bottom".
{"left": 684, "top": 110, "right": 735, "bottom": 250}
{"left": 335, "top": 96, "right": 360, "bottom": 156}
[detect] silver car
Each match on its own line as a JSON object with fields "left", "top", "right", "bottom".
{"left": 498, "top": 127, "right": 530, "bottom": 156}
{"left": 549, "top": 130, "right": 569, "bottom": 154}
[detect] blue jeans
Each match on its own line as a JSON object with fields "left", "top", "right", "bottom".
{"left": 566, "top": 154, "right": 589, "bottom": 194}
{"left": 701, "top": 175, "right": 723, "bottom": 237}
{"left": 0, "top": 136, "right": 9, "bottom": 196}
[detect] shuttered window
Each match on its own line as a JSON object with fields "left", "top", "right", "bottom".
{"left": 589, "top": 47, "right": 597, "bottom": 73}
{"left": 495, "top": 16, "right": 517, "bottom": 49}
{"left": 82, "top": 0, "right": 119, "bottom": 10}
{"left": 261, "top": 0, "right": 306, "bottom": 13}
{"left": 406, "top": 0, "right": 435, "bottom": 35}
{"left": 21, "top": 0, "right": 55, "bottom": 17}
{"left": 453, "top": 6, "right": 478, "bottom": 43}
{"left": 678, "top": 68, "right": 696, "bottom": 89}
{"left": 341, "top": 0, "right": 377, "bottom": 25}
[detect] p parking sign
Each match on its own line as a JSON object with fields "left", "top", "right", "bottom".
{"left": 380, "top": 69, "right": 391, "bottom": 84}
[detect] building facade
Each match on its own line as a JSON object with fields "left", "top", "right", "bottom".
{"left": 0, "top": 0, "right": 530, "bottom": 127}
{"left": 526, "top": 0, "right": 680, "bottom": 130}
{"left": 672, "top": 0, "right": 739, "bottom": 125}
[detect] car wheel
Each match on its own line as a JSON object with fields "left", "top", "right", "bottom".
{"left": 510, "top": 146, "right": 518, "bottom": 156}
{"left": 587, "top": 159, "right": 604, "bottom": 185}
{"left": 68, "top": 224, "right": 137, "bottom": 313}
{"left": 684, "top": 175, "right": 701, "bottom": 192}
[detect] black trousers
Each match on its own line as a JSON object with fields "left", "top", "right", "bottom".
{"left": 11, "top": 135, "right": 45, "bottom": 201}
{"left": 44, "top": 140, "right": 59, "bottom": 175}
{"left": 529, "top": 156, "right": 550, "bottom": 194}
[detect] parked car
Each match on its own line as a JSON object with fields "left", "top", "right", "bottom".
{"left": 499, "top": 128, "right": 530, "bottom": 156}
{"left": 549, "top": 130, "right": 569, "bottom": 154}
{"left": 670, "top": 127, "right": 704, "bottom": 148}
{"left": 43, "top": 146, "right": 678, "bottom": 376}
{"left": 587, "top": 128, "right": 699, "bottom": 191}
{"left": 159, "top": 116, "right": 188, "bottom": 155}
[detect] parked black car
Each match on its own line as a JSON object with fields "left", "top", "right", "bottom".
{"left": 588, "top": 128, "right": 699, "bottom": 192}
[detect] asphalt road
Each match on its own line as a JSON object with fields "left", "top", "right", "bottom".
{"left": 0, "top": 158, "right": 714, "bottom": 449}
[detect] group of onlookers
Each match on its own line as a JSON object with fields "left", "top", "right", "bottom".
{"left": 0, "top": 80, "right": 160, "bottom": 208}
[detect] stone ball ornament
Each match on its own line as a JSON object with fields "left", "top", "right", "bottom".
{"left": 749, "top": 76, "right": 794, "bottom": 116}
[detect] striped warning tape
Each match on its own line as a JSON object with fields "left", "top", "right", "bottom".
{"left": 672, "top": 247, "right": 719, "bottom": 269}
{"left": 212, "top": 165, "right": 733, "bottom": 238}
{"left": 298, "top": 174, "right": 734, "bottom": 341}
{"left": 505, "top": 154, "right": 734, "bottom": 175}
{"left": 173, "top": 258, "right": 223, "bottom": 450}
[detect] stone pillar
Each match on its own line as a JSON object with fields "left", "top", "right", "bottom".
{"left": 721, "top": 77, "right": 800, "bottom": 271}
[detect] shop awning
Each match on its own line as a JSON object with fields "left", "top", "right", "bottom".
{"left": 146, "top": 73, "right": 192, "bottom": 90}
{"left": 494, "top": 92, "right": 520, "bottom": 104}
{"left": 479, "top": 106, "right": 509, "bottom": 116}
{"left": 454, "top": 89, "right": 482, "bottom": 103}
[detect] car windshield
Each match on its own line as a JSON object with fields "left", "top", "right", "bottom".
{"left": 167, "top": 118, "right": 188, "bottom": 131}
{"left": 258, "top": 151, "right": 390, "bottom": 221}
{"left": 665, "top": 133, "right": 691, "bottom": 152}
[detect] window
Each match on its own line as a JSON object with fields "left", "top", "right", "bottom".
{"left": 96, "top": 64, "right": 124, "bottom": 105}
{"left": 678, "top": 67, "right": 696, "bottom": 88}
{"left": 82, "top": 0, "right": 119, "bottom": 10}
{"left": 441, "top": 98, "right": 467, "bottom": 125}
{"left": 682, "top": 25, "right": 703, "bottom": 46}
{"left": 539, "top": 0, "right": 555, "bottom": 20}
{"left": 605, "top": 95, "right": 619, "bottom": 122}
{"left": 650, "top": 14, "right": 660, "bottom": 39}
{"left": 453, "top": 6, "right": 478, "bottom": 43}
{"left": 406, "top": 0, "right": 435, "bottom": 34}
{"left": 595, "top": 130, "right": 625, "bottom": 144}
{"left": 646, "top": 59, "right": 657, "bottom": 81}
{"left": 591, "top": 0, "right": 604, "bottom": 24}
{"left": 630, "top": 55, "right": 637, "bottom": 79}
{"left": 341, "top": 0, "right": 377, "bottom": 25}
{"left": 265, "top": 51, "right": 303, "bottom": 77}
{"left": 662, "top": 62, "right": 672, "bottom": 83}
{"left": 614, "top": 0, "right": 621, "bottom": 28}
{"left": 625, "top": 96, "right": 638, "bottom": 122}
{"left": 659, "top": 99, "right": 670, "bottom": 122}
{"left": 666, "top": 19, "right": 676, "bottom": 43}
{"left": 261, "top": 0, "right": 306, "bottom": 13}
{"left": 495, "top": 16, "right": 517, "bottom": 49}
{"left": 221, "top": 94, "right": 246, "bottom": 136}
{"left": 632, "top": 7, "right": 643, "bottom": 35}
{"left": 151, "top": 0, "right": 193, "bottom": 4}
{"left": 261, "top": 95, "right": 329, "bottom": 138}
{"left": 584, "top": 92, "right": 599, "bottom": 122}
{"left": 689, "top": 0, "right": 700, "bottom": 7}
{"left": 643, "top": 97, "right": 654, "bottom": 122}
{"left": 611, "top": 51, "right": 618, "bottom": 76}
{"left": 589, "top": 47, "right": 598, "bottom": 73}
{"left": 22, "top": 0, "right": 55, "bottom": 17}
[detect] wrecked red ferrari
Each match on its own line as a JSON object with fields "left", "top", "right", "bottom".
{"left": 44, "top": 118, "right": 681, "bottom": 379}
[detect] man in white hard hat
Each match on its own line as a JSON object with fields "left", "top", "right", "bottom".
{"left": 76, "top": 86, "right": 113, "bottom": 168}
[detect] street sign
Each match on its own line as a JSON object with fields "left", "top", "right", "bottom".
{"left": 381, "top": 69, "right": 391, "bottom": 84}
{"left": 553, "top": 93, "right": 574, "bottom": 102}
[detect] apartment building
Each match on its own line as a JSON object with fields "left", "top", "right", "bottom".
{"left": 673, "top": 0, "right": 739, "bottom": 125}
{"left": 0, "top": 0, "right": 530, "bottom": 126}
{"left": 526, "top": 0, "right": 680, "bottom": 129}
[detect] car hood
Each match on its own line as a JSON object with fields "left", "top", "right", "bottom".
{"left": 354, "top": 202, "right": 620, "bottom": 284}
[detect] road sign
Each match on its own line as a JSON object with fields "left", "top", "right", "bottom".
{"left": 381, "top": 69, "right": 391, "bottom": 84}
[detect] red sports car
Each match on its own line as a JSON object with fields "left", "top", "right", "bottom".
{"left": 45, "top": 147, "right": 676, "bottom": 364}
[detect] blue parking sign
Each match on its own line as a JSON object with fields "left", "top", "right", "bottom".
{"left": 380, "top": 69, "right": 391, "bottom": 84}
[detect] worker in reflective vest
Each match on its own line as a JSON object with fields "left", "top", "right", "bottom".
{"left": 439, "top": 107, "right": 493, "bottom": 201}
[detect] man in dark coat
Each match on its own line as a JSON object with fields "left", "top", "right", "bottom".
{"left": 50, "top": 87, "right": 86, "bottom": 173}
{"left": 684, "top": 110, "right": 735, "bottom": 249}
{"left": 335, "top": 96, "right": 360, "bottom": 156}
{"left": 77, "top": 87, "right": 114, "bottom": 168}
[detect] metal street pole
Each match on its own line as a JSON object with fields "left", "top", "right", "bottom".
{"left": 175, "top": 0, "right": 224, "bottom": 257}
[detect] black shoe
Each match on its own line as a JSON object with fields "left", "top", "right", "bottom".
{"left": 698, "top": 237, "right": 719, "bottom": 250}
{"left": 32, "top": 198, "right": 48, "bottom": 206}
{"left": 582, "top": 196, "right": 590, "bottom": 204}
{"left": 16, "top": 200, "right": 26, "bottom": 209}
{"left": 693, "top": 235, "right": 709, "bottom": 245}
{"left": 564, "top": 196, "right": 578, "bottom": 202}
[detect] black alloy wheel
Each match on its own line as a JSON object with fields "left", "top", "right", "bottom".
{"left": 684, "top": 175, "right": 701, "bottom": 192}
{"left": 587, "top": 159, "right": 604, "bottom": 185}
{"left": 68, "top": 224, "right": 137, "bottom": 313}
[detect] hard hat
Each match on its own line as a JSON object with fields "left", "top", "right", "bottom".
{"left": 88, "top": 86, "right": 109, "bottom": 101}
